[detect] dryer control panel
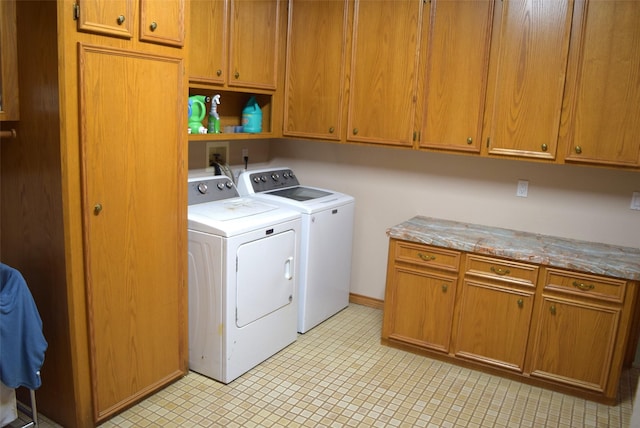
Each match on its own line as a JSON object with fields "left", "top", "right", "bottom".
{"left": 242, "top": 168, "right": 300, "bottom": 193}
{"left": 188, "top": 177, "right": 238, "bottom": 205}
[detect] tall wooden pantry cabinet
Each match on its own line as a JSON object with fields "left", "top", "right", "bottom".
{"left": 1, "top": 1, "right": 188, "bottom": 426}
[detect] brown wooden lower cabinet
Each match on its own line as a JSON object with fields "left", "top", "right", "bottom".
{"left": 382, "top": 238, "right": 639, "bottom": 404}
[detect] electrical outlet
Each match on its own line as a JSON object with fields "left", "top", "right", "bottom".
{"left": 631, "top": 192, "right": 640, "bottom": 210}
{"left": 516, "top": 180, "right": 529, "bottom": 197}
{"left": 206, "top": 142, "right": 229, "bottom": 171}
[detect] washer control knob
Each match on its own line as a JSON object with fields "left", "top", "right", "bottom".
{"left": 283, "top": 172, "right": 290, "bottom": 179}
{"left": 217, "top": 182, "right": 225, "bottom": 190}
{"left": 225, "top": 181, "right": 233, "bottom": 189}
{"left": 197, "top": 183, "right": 208, "bottom": 194}
{"left": 271, "top": 173, "right": 280, "bottom": 181}
{"left": 260, "top": 175, "right": 267, "bottom": 182}
{"left": 253, "top": 176, "right": 260, "bottom": 183}
{"left": 289, "top": 171, "right": 295, "bottom": 179}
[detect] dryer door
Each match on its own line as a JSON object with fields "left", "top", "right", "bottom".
{"left": 236, "top": 229, "right": 296, "bottom": 328}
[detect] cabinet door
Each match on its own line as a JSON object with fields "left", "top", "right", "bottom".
{"left": 529, "top": 296, "right": 620, "bottom": 392}
{"left": 229, "top": 0, "right": 280, "bottom": 90}
{"left": 78, "top": 0, "right": 135, "bottom": 39}
{"left": 283, "top": 0, "right": 349, "bottom": 140}
{"left": 79, "top": 45, "right": 187, "bottom": 422}
{"left": 0, "top": 0, "right": 18, "bottom": 121}
{"left": 189, "top": 0, "right": 228, "bottom": 85}
{"left": 454, "top": 280, "right": 534, "bottom": 372}
{"left": 419, "top": 0, "right": 493, "bottom": 153}
{"left": 347, "top": 0, "right": 421, "bottom": 146}
{"left": 561, "top": 0, "right": 640, "bottom": 167}
{"left": 383, "top": 267, "right": 457, "bottom": 353}
{"left": 139, "top": 0, "right": 185, "bottom": 47}
{"left": 483, "top": 0, "right": 573, "bottom": 160}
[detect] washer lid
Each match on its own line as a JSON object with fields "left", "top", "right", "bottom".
{"left": 267, "top": 186, "right": 332, "bottom": 201}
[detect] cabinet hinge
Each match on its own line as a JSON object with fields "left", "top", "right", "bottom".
{"left": 486, "top": 137, "right": 491, "bottom": 148}
{"left": 73, "top": 3, "right": 80, "bottom": 20}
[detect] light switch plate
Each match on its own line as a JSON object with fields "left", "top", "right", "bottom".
{"left": 631, "top": 192, "right": 640, "bottom": 210}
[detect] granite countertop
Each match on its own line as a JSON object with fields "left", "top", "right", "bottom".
{"left": 387, "top": 216, "right": 640, "bottom": 281}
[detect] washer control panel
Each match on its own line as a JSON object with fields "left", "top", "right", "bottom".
{"left": 247, "top": 169, "right": 300, "bottom": 193}
{"left": 188, "top": 176, "right": 237, "bottom": 205}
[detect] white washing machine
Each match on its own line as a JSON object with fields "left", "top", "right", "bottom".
{"left": 237, "top": 167, "right": 355, "bottom": 333}
{"left": 188, "top": 175, "right": 301, "bottom": 383}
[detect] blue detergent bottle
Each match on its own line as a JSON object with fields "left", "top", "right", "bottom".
{"left": 241, "top": 96, "right": 262, "bottom": 133}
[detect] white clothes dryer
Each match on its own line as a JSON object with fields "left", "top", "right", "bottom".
{"left": 187, "top": 175, "right": 301, "bottom": 383}
{"left": 237, "top": 168, "right": 355, "bottom": 333}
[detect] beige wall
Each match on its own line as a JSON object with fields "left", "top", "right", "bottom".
{"left": 265, "top": 138, "right": 640, "bottom": 301}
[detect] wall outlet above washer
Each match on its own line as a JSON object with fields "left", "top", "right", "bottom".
{"left": 206, "top": 142, "right": 229, "bottom": 172}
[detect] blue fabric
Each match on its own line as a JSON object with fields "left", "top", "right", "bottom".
{"left": 0, "top": 263, "right": 47, "bottom": 389}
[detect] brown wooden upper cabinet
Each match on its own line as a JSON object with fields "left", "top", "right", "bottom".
{"left": 76, "top": 0, "right": 185, "bottom": 47}
{"left": 190, "top": 0, "right": 281, "bottom": 91}
{"left": 559, "top": 0, "right": 640, "bottom": 168}
{"left": 283, "top": 0, "right": 349, "bottom": 140}
{"left": 0, "top": 0, "right": 18, "bottom": 121}
{"left": 347, "top": 0, "right": 421, "bottom": 146}
{"left": 482, "top": 0, "right": 574, "bottom": 161}
{"left": 418, "top": 0, "right": 493, "bottom": 153}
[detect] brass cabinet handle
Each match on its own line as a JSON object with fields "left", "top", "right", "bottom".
{"left": 117, "top": 15, "right": 125, "bottom": 25}
{"left": 353, "top": 128, "right": 359, "bottom": 135}
{"left": 216, "top": 69, "right": 222, "bottom": 76}
{"left": 541, "top": 143, "right": 548, "bottom": 152}
{"left": 442, "top": 284, "right": 448, "bottom": 293}
{"left": 517, "top": 298, "right": 523, "bottom": 308}
{"left": 575, "top": 146, "right": 582, "bottom": 154}
{"left": 329, "top": 127, "right": 335, "bottom": 133}
{"left": 93, "top": 203, "right": 103, "bottom": 215}
{"left": 234, "top": 71, "right": 240, "bottom": 79}
{"left": 417, "top": 253, "right": 436, "bottom": 261}
{"left": 550, "top": 305, "right": 556, "bottom": 315}
{"left": 149, "top": 21, "right": 157, "bottom": 31}
{"left": 467, "top": 137, "right": 473, "bottom": 145}
{"left": 572, "top": 281, "right": 595, "bottom": 291}
{"left": 490, "top": 266, "right": 510, "bottom": 276}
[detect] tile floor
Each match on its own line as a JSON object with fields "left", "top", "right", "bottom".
{"left": 10, "top": 304, "right": 639, "bottom": 427}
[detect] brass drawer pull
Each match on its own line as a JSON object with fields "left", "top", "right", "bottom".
{"left": 550, "top": 305, "right": 556, "bottom": 315}
{"left": 517, "top": 298, "right": 523, "bottom": 308}
{"left": 442, "top": 284, "right": 448, "bottom": 293}
{"left": 490, "top": 266, "right": 510, "bottom": 276}
{"left": 418, "top": 253, "right": 436, "bottom": 261}
{"left": 572, "top": 281, "right": 595, "bottom": 291}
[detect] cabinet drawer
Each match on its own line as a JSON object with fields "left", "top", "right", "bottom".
{"left": 394, "top": 241, "right": 461, "bottom": 272}
{"left": 543, "top": 268, "right": 627, "bottom": 303}
{"left": 464, "top": 254, "right": 538, "bottom": 288}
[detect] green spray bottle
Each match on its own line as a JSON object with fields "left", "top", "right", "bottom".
{"left": 207, "top": 94, "right": 221, "bottom": 134}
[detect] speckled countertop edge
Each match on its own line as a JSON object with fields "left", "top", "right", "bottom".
{"left": 387, "top": 216, "right": 640, "bottom": 281}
